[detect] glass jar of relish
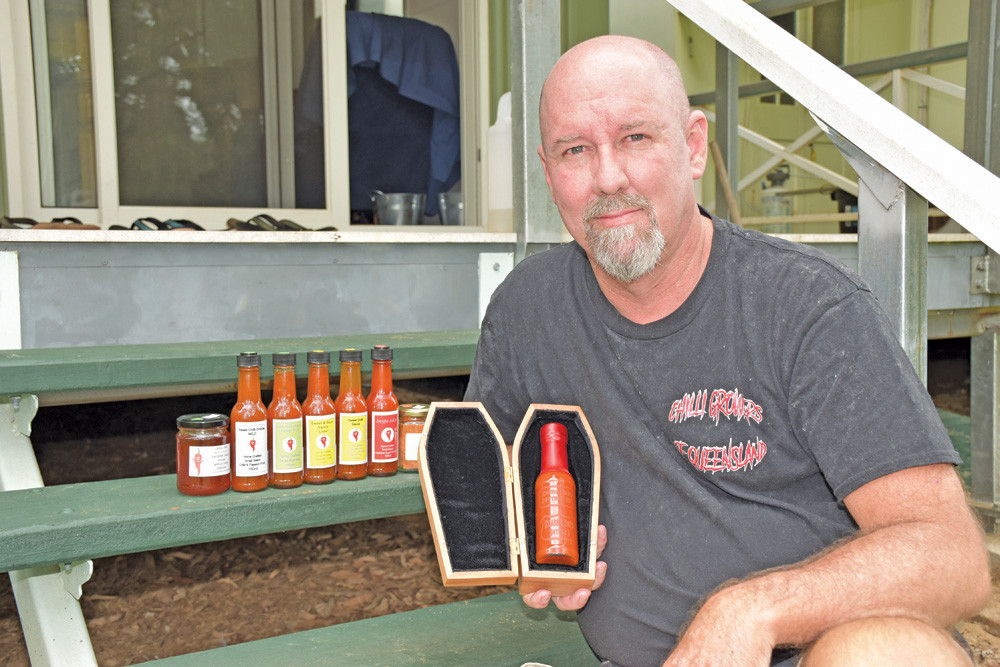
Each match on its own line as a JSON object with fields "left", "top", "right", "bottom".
{"left": 176, "top": 413, "right": 231, "bottom": 495}
{"left": 399, "top": 404, "right": 429, "bottom": 472}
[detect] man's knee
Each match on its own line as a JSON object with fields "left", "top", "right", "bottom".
{"left": 800, "top": 617, "right": 972, "bottom": 667}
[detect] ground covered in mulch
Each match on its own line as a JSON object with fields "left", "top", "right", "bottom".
{"left": 2, "top": 341, "right": 1000, "bottom": 665}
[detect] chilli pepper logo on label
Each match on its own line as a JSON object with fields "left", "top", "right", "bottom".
{"left": 349, "top": 429, "right": 362, "bottom": 444}
{"left": 249, "top": 438, "right": 257, "bottom": 452}
{"left": 318, "top": 435, "right": 329, "bottom": 449}
{"left": 193, "top": 450, "right": 202, "bottom": 475}
{"left": 380, "top": 427, "right": 395, "bottom": 443}
{"left": 285, "top": 438, "right": 296, "bottom": 452}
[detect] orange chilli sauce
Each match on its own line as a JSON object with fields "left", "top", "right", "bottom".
{"left": 335, "top": 348, "right": 368, "bottom": 480}
{"left": 302, "top": 350, "right": 337, "bottom": 484}
{"left": 230, "top": 352, "right": 268, "bottom": 492}
{"left": 366, "top": 345, "right": 399, "bottom": 476}
{"left": 267, "top": 353, "right": 304, "bottom": 488}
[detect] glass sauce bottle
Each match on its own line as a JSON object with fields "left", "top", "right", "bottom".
{"left": 534, "top": 422, "right": 579, "bottom": 566}
{"left": 302, "top": 350, "right": 337, "bottom": 484}
{"left": 268, "top": 353, "right": 304, "bottom": 488}
{"left": 230, "top": 352, "right": 268, "bottom": 492}
{"left": 367, "top": 345, "right": 399, "bottom": 476}
{"left": 335, "top": 348, "right": 368, "bottom": 480}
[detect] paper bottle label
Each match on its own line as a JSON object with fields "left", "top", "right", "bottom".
{"left": 233, "top": 420, "right": 267, "bottom": 476}
{"left": 371, "top": 410, "right": 398, "bottom": 463}
{"left": 272, "top": 417, "right": 303, "bottom": 473}
{"left": 338, "top": 412, "right": 368, "bottom": 465}
{"left": 305, "top": 414, "right": 336, "bottom": 469}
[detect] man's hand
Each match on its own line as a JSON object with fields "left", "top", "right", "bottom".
{"left": 522, "top": 524, "right": 607, "bottom": 611}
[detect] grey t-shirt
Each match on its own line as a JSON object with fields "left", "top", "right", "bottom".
{"left": 465, "top": 212, "right": 960, "bottom": 666}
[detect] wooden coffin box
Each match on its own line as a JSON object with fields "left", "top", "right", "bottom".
{"left": 417, "top": 402, "right": 601, "bottom": 597}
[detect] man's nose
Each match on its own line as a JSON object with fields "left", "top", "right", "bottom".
{"left": 593, "top": 148, "right": 629, "bottom": 195}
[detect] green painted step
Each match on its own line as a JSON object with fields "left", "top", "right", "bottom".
{"left": 145, "top": 591, "right": 599, "bottom": 666}
{"left": 0, "top": 329, "right": 479, "bottom": 396}
{"left": 939, "top": 409, "right": 971, "bottom": 487}
{"left": 0, "top": 473, "right": 425, "bottom": 573}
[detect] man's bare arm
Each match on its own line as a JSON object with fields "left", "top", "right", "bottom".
{"left": 665, "top": 463, "right": 991, "bottom": 665}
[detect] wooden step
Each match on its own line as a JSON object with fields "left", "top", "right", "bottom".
{"left": 0, "top": 473, "right": 425, "bottom": 572}
{"left": 144, "top": 591, "right": 599, "bottom": 666}
{"left": 0, "top": 329, "right": 479, "bottom": 399}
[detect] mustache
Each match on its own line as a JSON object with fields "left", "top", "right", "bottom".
{"left": 584, "top": 193, "right": 655, "bottom": 224}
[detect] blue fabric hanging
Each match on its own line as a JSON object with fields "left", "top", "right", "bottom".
{"left": 295, "top": 11, "right": 461, "bottom": 216}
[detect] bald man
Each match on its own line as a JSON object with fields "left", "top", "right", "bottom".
{"left": 465, "top": 35, "right": 988, "bottom": 666}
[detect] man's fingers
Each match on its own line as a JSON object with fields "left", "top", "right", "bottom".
{"left": 592, "top": 559, "right": 607, "bottom": 591}
{"left": 596, "top": 524, "right": 607, "bottom": 557}
{"left": 554, "top": 587, "right": 592, "bottom": 611}
{"left": 522, "top": 589, "right": 552, "bottom": 609}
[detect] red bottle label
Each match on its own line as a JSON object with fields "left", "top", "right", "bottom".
{"left": 371, "top": 410, "right": 398, "bottom": 462}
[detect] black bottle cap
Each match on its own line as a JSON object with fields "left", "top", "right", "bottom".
{"left": 371, "top": 345, "right": 393, "bottom": 361}
{"left": 307, "top": 350, "right": 330, "bottom": 365}
{"left": 272, "top": 352, "right": 296, "bottom": 367}
{"left": 340, "top": 348, "right": 362, "bottom": 362}
{"left": 177, "top": 413, "right": 229, "bottom": 429}
{"left": 237, "top": 352, "right": 261, "bottom": 368}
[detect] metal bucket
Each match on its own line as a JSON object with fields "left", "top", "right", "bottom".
{"left": 371, "top": 191, "right": 425, "bottom": 225}
{"left": 437, "top": 192, "right": 464, "bottom": 226}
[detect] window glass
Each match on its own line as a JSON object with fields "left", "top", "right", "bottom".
{"left": 110, "top": 0, "right": 268, "bottom": 207}
{"left": 33, "top": 0, "right": 97, "bottom": 207}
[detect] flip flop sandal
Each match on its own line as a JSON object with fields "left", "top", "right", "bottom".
{"left": 273, "top": 218, "right": 306, "bottom": 231}
{"left": 226, "top": 219, "right": 261, "bottom": 231}
{"left": 0, "top": 217, "right": 36, "bottom": 229}
{"left": 35, "top": 217, "right": 100, "bottom": 229}
{"left": 130, "top": 217, "right": 167, "bottom": 230}
{"left": 246, "top": 214, "right": 280, "bottom": 231}
{"left": 162, "top": 219, "right": 204, "bottom": 230}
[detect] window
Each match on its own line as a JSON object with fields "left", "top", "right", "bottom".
{"left": 3, "top": 0, "right": 481, "bottom": 229}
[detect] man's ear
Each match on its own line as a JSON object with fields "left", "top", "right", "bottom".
{"left": 687, "top": 110, "right": 709, "bottom": 180}
{"left": 538, "top": 144, "right": 554, "bottom": 192}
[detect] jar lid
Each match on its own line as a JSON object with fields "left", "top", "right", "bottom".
{"left": 400, "top": 403, "right": 429, "bottom": 418}
{"left": 272, "top": 352, "right": 296, "bottom": 367}
{"left": 177, "top": 413, "right": 229, "bottom": 429}
{"left": 340, "top": 348, "right": 362, "bottom": 362}
{"left": 237, "top": 352, "right": 261, "bottom": 367}
{"left": 307, "top": 349, "right": 330, "bottom": 364}
{"left": 371, "top": 345, "right": 393, "bottom": 361}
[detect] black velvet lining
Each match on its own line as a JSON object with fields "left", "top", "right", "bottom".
{"left": 425, "top": 407, "right": 511, "bottom": 571}
{"left": 518, "top": 409, "right": 594, "bottom": 573}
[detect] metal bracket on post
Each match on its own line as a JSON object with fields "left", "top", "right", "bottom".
{"left": 812, "top": 113, "right": 929, "bottom": 382}
{"left": 61, "top": 561, "right": 95, "bottom": 600}
{"left": 971, "top": 250, "right": 1000, "bottom": 295}
{"left": 478, "top": 252, "right": 514, "bottom": 326}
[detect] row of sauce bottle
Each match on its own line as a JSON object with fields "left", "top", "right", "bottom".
{"left": 176, "top": 346, "right": 427, "bottom": 496}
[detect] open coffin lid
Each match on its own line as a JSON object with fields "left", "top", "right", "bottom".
{"left": 417, "top": 402, "right": 601, "bottom": 596}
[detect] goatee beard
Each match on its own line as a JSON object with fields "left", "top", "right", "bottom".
{"left": 584, "top": 193, "right": 665, "bottom": 283}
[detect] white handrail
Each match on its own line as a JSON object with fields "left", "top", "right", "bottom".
{"left": 666, "top": 0, "right": 1000, "bottom": 253}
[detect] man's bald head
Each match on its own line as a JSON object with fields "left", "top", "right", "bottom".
{"left": 539, "top": 35, "right": 691, "bottom": 139}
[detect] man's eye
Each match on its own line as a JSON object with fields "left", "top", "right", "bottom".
{"left": 566, "top": 145, "right": 585, "bottom": 155}
{"left": 627, "top": 133, "right": 645, "bottom": 142}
